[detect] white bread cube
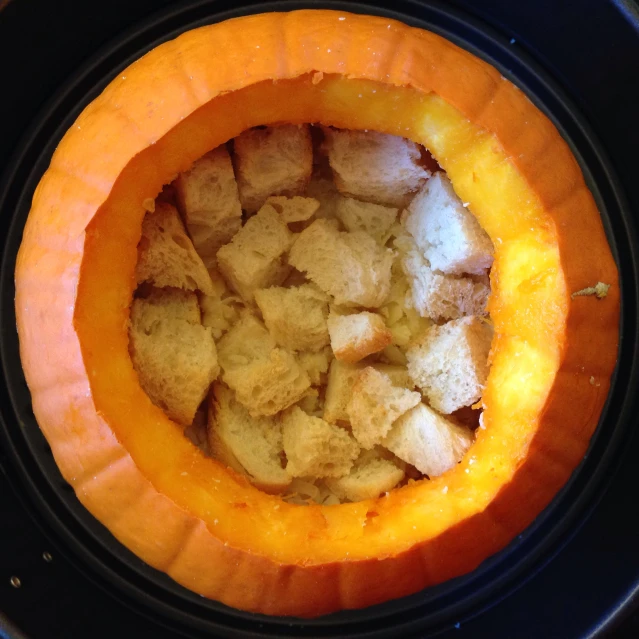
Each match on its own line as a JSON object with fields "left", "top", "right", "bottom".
{"left": 217, "top": 205, "right": 293, "bottom": 302}
{"left": 323, "top": 128, "right": 430, "bottom": 207}
{"left": 406, "top": 316, "right": 492, "bottom": 414}
{"left": 402, "top": 248, "right": 489, "bottom": 320}
{"left": 289, "top": 219, "right": 394, "bottom": 307}
{"left": 323, "top": 360, "right": 412, "bottom": 424}
{"left": 265, "top": 195, "right": 320, "bottom": 223}
{"left": 327, "top": 311, "right": 392, "bottom": 363}
{"left": 216, "top": 314, "right": 310, "bottom": 416}
{"left": 234, "top": 124, "right": 313, "bottom": 212}
{"left": 208, "top": 384, "right": 290, "bottom": 493}
{"left": 254, "top": 284, "right": 329, "bottom": 352}
{"left": 403, "top": 172, "right": 494, "bottom": 275}
{"left": 136, "top": 202, "right": 214, "bottom": 295}
{"left": 346, "top": 368, "right": 421, "bottom": 449}
{"left": 382, "top": 404, "right": 474, "bottom": 476}
{"left": 335, "top": 197, "right": 398, "bottom": 243}
{"left": 129, "top": 288, "right": 218, "bottom": 426}
{"left": 282, "top": 406, "right": 360, "bottom": 478}
{"left": 174, "top": 146, "right": 242, "bottom": 268}
{"left": 325, "top": 448, "right": 405, "bottom": 501}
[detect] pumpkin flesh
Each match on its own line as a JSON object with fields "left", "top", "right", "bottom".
{"left": 16, "top": 11, "right": 619, "bottom": 616}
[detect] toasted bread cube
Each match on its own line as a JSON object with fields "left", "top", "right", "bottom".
{"left": 402, "top": 249, "right": 489, "bottom": 320}
{"left": 254, "top": 284, "right": 330, "bottom": 352}
{"left": 323, "top": 359, "right": 365, "bottom": 423}
{"left": 323, "top": 129, "right": 430, "bottom": 207}
{"left": 217, "top": 205, "right": 293, "bottom": 302}
{"left": 346, "top": 368, "right": 421, "bottom": 449}
{"left": 289, "top": 220, "right": 393, "bottom": 307}
{"left": 382, "top": 404, "right": 473, "bottom": 476}
{"left": 136, "top": 202, "right": 214, "bottom": 295}
{"left": 208, "top": 384, "right": 290, "bottom": 493}
{"left": 217, "top": 314, "right": 310, "bottom": 416}
{"left": 174, "top": 146, "right": 243, "bottom": 268}
{"left": 403, "top": 173, "right": 494, "bottom": 275}
{"left": 406, "top": 316, "right": 492, "bottom": 414}
{"left": 133, "top": 287, "right": 201, "bottom": 326}
{"left": 335, "top": 197, "right": 398, "bottom": 243}
{"left": 282, "top": 407, "right": 360, "bottom": 478}
{"left": 325, "top": 448, "right": 405, "bottom": 501}
{"left": 265, "top": 195, "right": 320, "bottom": 223}
{"left": 234, "top": 125, "right": 313, "bottom": 212}
{"left": 327, "top": 311, "right": 392, "bottom": 363}
{"left": 129, "top": 288, "right": 218, "bottom": 426}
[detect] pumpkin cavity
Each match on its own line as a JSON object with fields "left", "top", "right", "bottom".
{"left": 129, "top": 123, "right": 494, "bottom": 504}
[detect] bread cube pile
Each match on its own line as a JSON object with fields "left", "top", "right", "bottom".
{"left": 129, "top": 123, "right": 494, "bottom": 505}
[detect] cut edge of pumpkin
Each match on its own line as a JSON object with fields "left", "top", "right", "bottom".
{"left": 74, "top": 75, "right": 567, "bottom": 563}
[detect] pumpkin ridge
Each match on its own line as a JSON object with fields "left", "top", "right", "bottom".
{"left": 71, "top": 444, "right": 130, "bottom": 492}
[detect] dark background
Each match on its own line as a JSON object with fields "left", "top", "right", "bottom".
{"left": 1, "top": 0, "right": 639, "bottom": 637}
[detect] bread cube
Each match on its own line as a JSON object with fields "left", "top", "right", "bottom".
{"left": 234, "top": 124, "right": 313, "bottom": 212}
{"left": 174, "top": 146, "right": 242, "bottom": 268}
{"left": 406, "top": 316, "right": 492, "bottom": 414}
{"left": 323, "top": 129, "right": 430, "bottom": 207}
{"left": 383, "top": 404, "right": 473, "bottom": 476}
{"left": 335, "top": 197, "right": 398, "bottom": 243}
{"left": 217, "top": 205, "right": 293, "bottom": 302}
{"left": 254, "top": 284, "right": 330, "bottom": 352}
{"left": 403, "top": 172, "right": 494, "bottom": 275}
{"left": 289, "top": 219, "right": 393, "bottom": 307}
{"left": 323, "top": 359, "right": 365, "bottom": 423}
{"left": 327, "top": 311, "right": 392, "bottom": 363}
{"left": 325, "top": 448, "right": 405, "bottom": 501}
{"left": 282, "top": 407, "right": 360, "bottom": 478}
{"left": 402, "top": 248, "right": 489, "bottom": 320}
{"left": 208, "top": 384, "right": 290, "bottom": 493}
{"left": 129, "top": 288, "right": 218, "bottom": 426}
{"left": 135, "top": 202, "right": 214, "bottom": 295}
{"left": 133, "top": 287, "right": 201, "bottom": 327}
{"left": 346, "top": 368, "right": 421, "bottom": 449}
{"left": 216, "top": 314, "right": 310, "bottom": 416}
{"left": 265, "top": 195, "right": 320, "bottom": 223}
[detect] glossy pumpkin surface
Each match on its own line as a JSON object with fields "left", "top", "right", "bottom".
{"left": 15, "top": 10, "right": 619, "bottom": 616}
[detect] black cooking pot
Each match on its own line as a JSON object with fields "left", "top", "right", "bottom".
{"left": 1, "top": 1, "right": 639, "bottom": 637}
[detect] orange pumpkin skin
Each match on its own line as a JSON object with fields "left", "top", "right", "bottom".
{"left": 15, "top": 11, "right": 619, "bottom": 617}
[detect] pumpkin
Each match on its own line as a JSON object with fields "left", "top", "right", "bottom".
{"left": 15, "top": 10, "right": 619, "bottom": 617}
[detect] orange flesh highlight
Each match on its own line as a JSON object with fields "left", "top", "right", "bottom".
{"left": 74, "top": 75, "right": 565, "bottom": 563}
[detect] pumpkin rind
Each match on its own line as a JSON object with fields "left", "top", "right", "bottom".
{"left": 15, "top": 10, "right": 619, "bottom": 617}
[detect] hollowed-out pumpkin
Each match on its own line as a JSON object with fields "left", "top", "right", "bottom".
{"left": 15, "top": 10, "right": 619, "bottom": 617}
